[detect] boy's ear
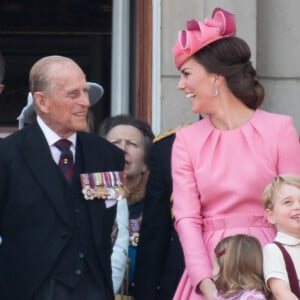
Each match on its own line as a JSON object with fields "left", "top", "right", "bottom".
{"left": 265, "top": 209, "right": 276, "bottom": 225}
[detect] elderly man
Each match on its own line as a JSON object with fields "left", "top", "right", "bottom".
{"left": 0, "top": 55, "right": 125, "bottom": 300}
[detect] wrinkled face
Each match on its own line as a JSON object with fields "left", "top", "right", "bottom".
{"left": 177, "top": 57, "right": 216, "bottom": 114}
{"left": 35, "top": 62, "right": 89, "bottom": 138}
{"left": 266, "top": 183, "right": 300, "bottom": 239}
{"left": 106, "top": 125, "right": 147, "bottom": 179}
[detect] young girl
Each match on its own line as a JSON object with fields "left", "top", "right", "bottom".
{"left": 213, "top": 234, "right": 269, "bottom": 300}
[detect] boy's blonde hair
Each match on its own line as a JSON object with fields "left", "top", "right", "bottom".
{"left": 214, "top": 234, "right": 268, "bottom": 298}
{"left": 263, "top": 174, "right": 300, "bottom": 210}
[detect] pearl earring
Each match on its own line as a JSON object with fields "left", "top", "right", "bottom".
{"left": 213, "top": 82, "right": 219, "bottom": 97}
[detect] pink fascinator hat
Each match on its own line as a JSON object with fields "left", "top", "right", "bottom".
{"left": 172, "top": 7, "right": 236, "bottom": 69}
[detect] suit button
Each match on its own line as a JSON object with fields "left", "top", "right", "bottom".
{"left": 79, "top": 253, "right": 85, "bottom": 258}
{"left": 75, "top": 269, "right": 82, "bottom": 275}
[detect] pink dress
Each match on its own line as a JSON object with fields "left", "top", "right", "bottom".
{"left": 171, "top": 110, "right": 300, "bottom": 300}
{"left": 214, "top": 289, "right": 267, "bottom": 300}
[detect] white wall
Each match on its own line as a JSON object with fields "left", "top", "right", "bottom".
{"left": 258, "top": 0, "right": 300, "bottom": 132}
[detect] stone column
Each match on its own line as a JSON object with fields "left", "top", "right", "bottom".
{"left": 258, "top": 0, "right": 300, "bottom": 132}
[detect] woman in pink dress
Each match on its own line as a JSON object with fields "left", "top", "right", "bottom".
{"left": 171, "top": 7, "right": 300, "bottom": 300}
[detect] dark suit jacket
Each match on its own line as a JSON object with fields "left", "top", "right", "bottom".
{"left": 135, "top": 133, "right": 184, "bottom": 300}
{"left": 0, "top": 122, "right": 124, "bottom": 300}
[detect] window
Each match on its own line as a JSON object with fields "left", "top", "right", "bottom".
{"left": 0, "top": 0, "right": 112, "bottom": 133}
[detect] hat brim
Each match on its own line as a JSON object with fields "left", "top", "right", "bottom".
{"left": 88, "top": 82, "right": 104, "bottom": 106}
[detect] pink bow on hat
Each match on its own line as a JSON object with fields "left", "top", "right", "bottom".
{"left": 172, "top": 7, "right": 236, "bottom": 69}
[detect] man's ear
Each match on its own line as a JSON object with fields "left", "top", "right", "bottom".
{"left": 34, "top": 92, "right": 49, "bottom": 113}
{"left": 265, "top": 208, "right": 276, "bottom": 225}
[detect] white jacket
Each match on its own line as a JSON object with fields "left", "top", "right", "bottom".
{"left": 111, "top": 198, "right": 129, "bottom": 294}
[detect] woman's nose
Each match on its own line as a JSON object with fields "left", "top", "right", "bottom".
{"left": 118, "top": 141, "right": 127, "bottom": 152}
{"left": 177, "top": 77, "right": 185, "bottom": 90}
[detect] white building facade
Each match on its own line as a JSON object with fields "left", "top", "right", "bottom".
{"left": 152, "top": 0, "right": 300, "bottom": 134}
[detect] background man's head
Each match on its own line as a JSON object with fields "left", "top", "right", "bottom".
{"left": 0, "top": 51, "right": 5, "bottom": 94}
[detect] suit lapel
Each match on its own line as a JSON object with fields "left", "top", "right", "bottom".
{"left": 20, "top": 123, "right": 71, "bottom": 227}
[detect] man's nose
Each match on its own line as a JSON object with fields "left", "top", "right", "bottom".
{"left": 78, "top": 92, "right": 90, "bottom": 106}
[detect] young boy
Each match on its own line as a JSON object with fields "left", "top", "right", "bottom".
{"left": 262, "top": 174, "right": 300, "bottom": 299}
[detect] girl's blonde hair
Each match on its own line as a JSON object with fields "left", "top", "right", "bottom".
{"left": 214, "top": 234, "right": 268, "bottom": 298}
{"left": 263, "top": 174, "right": 300, "bottom": 210}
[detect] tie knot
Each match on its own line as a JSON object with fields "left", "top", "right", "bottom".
{"left": 54, "top": 139, "right": 72, "bottom": 152}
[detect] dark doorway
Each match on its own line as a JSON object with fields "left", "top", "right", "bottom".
{"left": 0, "top": 0, "right": 112, "bottom": 133}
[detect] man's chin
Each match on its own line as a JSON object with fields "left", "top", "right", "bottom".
{"left": 74, "top": 121, "right": 88, "bottom": 132}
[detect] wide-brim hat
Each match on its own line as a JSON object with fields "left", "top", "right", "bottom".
{"left": 17, "top": 82, "right": 104, "bottom": 129}
{"left": 88, "top": 82, "right": 104, "bottom": 106}
{"left": 172, "top": 7, "right": 236, "bottom": 69}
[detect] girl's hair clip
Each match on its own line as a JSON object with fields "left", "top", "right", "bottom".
{"left": 215, "top": 248, "right": 226, "bottom": 258}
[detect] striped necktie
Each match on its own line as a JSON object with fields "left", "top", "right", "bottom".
{"left": 54, "top": 139, "right": 74, "bottom": 182}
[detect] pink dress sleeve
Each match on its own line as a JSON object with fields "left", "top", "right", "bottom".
{"left": 276, "top": 116, "right": 300, "bottom": 173}
{"left": 171, "top": 129, "right": 211, "bottom": 288}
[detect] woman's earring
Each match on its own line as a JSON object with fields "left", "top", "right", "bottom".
{"left": 213, "top": 82, "right": 219, "bottom": 97}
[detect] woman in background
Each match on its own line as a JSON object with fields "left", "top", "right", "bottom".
{"left": 99, "top": 114, "right": 154, "bottom": 297}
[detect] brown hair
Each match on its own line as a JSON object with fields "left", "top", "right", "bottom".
{"left": 263, "top": 174, "right": 300, "bottom": 210}
{"left": 193, "top": 36, "right": 264, "bottom": 109}
{"left": 214, "top": 234, "right": 268, "bottom": 298}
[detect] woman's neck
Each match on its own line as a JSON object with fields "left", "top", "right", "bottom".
{"left": 126, "top": 174, "right": 144, "bottom": 190}
{"left": 126, "top": 172, "right": 149, "bottom": 205}
{"left": 209, "top": 102, "right": 254, "bottom": 130}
